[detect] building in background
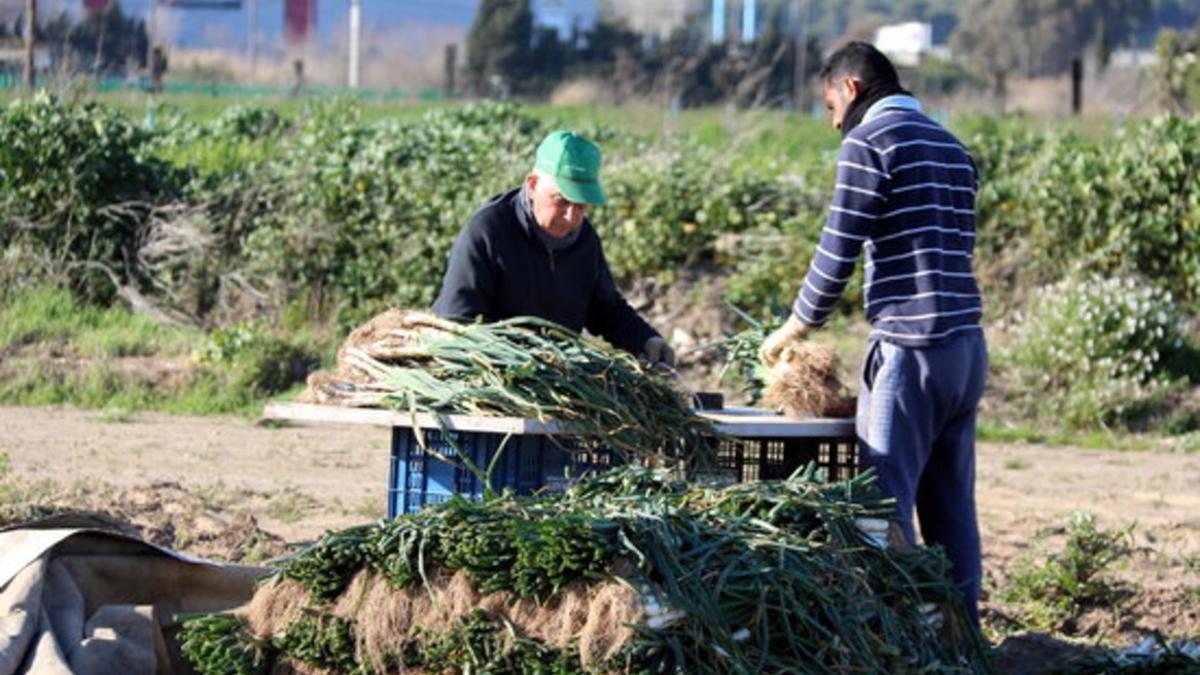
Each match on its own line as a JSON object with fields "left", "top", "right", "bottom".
{"left": 874, "top": 21, "right": 934, "bottom": 67}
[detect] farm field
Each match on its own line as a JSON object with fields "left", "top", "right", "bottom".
{"left": 1, "top": 405, "right": 1197, "bottom": 661}
{"left": 3, "top": 92, "right": 1200, "bottom": 670}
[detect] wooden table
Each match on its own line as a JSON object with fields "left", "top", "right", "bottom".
{"left": 262, "top": 402, "right": 858, "bottom": 516}
{"left": 262, "top": 402, "right": 854, "bottom": 437}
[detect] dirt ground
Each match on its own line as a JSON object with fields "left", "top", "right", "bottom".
{"left": 1, "top": 404, "right": 1197, "bottom": 665}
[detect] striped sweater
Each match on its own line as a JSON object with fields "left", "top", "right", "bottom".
{"left": 794, "top": 97, "right": 983, "bottom": 347}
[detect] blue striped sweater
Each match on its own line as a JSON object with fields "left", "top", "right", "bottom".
{"left": 794, "top": 97, "right": 983, "bottom": 347}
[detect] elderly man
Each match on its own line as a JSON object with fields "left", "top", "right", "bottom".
{"left": 433, "top": 130, "right": 674, "bottom": 366}
{"left": 761, "top": 43, "right": 987, "bottom": 625}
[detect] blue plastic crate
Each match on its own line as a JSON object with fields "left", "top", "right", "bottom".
{"left": 388, "top": 427, "right": 624, "bottom": 516}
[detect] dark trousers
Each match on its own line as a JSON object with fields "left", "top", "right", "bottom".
{"left": 856, "top": 330, "right": 988, "bottom": 626}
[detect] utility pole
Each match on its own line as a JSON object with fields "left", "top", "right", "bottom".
{"left": 348, "top": 0, "right": 361, "bottom": 88}
{"left": 23, "top": 0, "right": 36, "bottom": 90}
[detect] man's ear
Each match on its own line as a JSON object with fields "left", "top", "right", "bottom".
{"left": 525, "top": 173, "right": 539, "bottom": 194}
{"left": 845, "top": 77, "right": 862, "bottom": 100}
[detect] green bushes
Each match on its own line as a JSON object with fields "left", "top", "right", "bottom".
{"left": 1001, "top": 276, "right": 1185, "bottom": 429}
{"left": 971, "top": 115, "right": 1200, "bottom": 306}
{"left": 597, "top": 148, "right": 821, "bottom": 282}
{"left": 0, "top": 93, "right": 180, "bottom": 301}
{"left": 235, "top": 102, "right": 541, "bottom": 322}
{"left": 5, "top": 95, "right": 1200, "bottom": 433}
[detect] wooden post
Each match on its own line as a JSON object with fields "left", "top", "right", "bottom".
{"left": 443, "top": 43, "right": 457, "bottom": 99}
{"left": 1071, "top": 57, "right": 1083, "bottom": 116}
{"left": 23, "top": 0, "right": 36, "bottom": 91}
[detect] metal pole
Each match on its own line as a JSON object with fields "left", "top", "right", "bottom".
{"left": 23, "top": 0, "right": 35, "bottom": 90}
{"left": 348, "top": 0, "right": 361, "bottom": 88}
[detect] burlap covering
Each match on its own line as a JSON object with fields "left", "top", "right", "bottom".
{"left": 0, "top": 521, "right": 268, "bottom": 675}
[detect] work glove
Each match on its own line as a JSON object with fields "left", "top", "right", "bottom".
{"left": 759, "top": 314, "right": 809, "bottom": 367}
{"left": 640, "top": 336, "right": 676, "bottom": 368}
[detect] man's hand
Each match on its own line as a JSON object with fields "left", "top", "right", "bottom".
{"left": 759, "top": 315, "right": 809, "bottom": 367}
{"left": 641, "top": 336, "right": 676, "bottom": 368}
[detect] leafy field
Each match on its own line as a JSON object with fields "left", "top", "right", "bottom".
{"left": 2, "top": 92, "right": 1199, "bottom": 438}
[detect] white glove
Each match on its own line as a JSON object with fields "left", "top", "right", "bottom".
{"left": 759, "top": 314, "right": 809, "bottom": 367}
{"left": 641, "top": 336, "right": 676, "bottom": 368}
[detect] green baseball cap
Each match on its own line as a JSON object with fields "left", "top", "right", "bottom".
{"left": 534, "top": 130, "right": 608, "bottom": 206}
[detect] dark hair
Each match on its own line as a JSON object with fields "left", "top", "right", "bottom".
{"left": 819, "top": 41, "right": 900, "bottom": 88}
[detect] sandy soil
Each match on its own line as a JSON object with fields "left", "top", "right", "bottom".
{"left": 1, "top": 404, "right": 1197, "bottom": 654}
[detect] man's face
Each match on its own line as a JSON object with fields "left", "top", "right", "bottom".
{"left": 527, "top": 173, "right": 589, "bottom": 239}
{"left": 822, "top": 76, "right": 861, "bottom": 131}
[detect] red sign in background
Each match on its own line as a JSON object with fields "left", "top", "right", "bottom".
{"left": 83, "top": 0, "right": 111, "bottom": 13}
{"left": 285, "top": 0, "right": 317, "bottom": 44}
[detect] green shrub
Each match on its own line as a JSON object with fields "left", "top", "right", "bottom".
{"left": 597, "top": 147, "right": 818, "bottom": 282}
{"left": 969, "top": 115, "right": 1200, "bottom": 306}
{"left": 1002, "top": 275, "right": 1185, "bottom": 429}
{"left": 237, "top": 101, "right": 542, "bottom": 324}
{"left": 0, "top": 93, "right": 180, "bottom": 301}
{"left": 194, "top": 322, "right": 318, "bottom": 398}
{"left": 1000, "top": 511, "right": 1135, "bottom": 632}
{"left": 1158, "top": 27, "right": 1200, "bottom": 113}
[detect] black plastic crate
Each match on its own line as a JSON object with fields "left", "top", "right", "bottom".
{"left": 715, "top": 436, "right": 859, "bottom": 483}
{"left": 388, "top": 427, "right": 623, "bottom": 516}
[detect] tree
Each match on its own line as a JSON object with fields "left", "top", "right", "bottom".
{"left": 953, "top": 0, "right": 1151, "bottom": 83}
{"left": 1087, "top": 0, "right": 1153, "bottom": 70}
{"left": 466, "top": 0, "right": 534, "bottom": 97}
{"left": 41, "top": 0, "right": 148, "bottom": 77}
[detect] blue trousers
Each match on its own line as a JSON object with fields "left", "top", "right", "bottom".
{"left": 856, "top": 331, "right": 988, "bottom": 626}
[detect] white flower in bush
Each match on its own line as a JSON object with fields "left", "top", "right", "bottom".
{"left": 1006, "top": 275, "right": 1183, "bottom": 428}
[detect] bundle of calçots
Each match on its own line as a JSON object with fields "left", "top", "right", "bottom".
{"left": 179, "top": 467, "right": 990, "bottom": 674}
{"left": 304, "top": 311, "right": 719, "bottom": 469}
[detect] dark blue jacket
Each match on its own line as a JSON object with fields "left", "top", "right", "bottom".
{"left": 432, "top": 188, "right": 658, "bottom": 355}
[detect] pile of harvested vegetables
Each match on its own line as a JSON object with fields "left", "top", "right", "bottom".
{"left": 179, "top": 467, "right": 989, "bottom": 674}
{"left": 302, "top": 310, "right": 717, "bottom": 467}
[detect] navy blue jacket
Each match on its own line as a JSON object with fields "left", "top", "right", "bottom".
{"left": 432, "top": 187, "right": 658, "bottom": 355}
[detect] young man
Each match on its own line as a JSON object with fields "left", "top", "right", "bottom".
{"left": 761, "top": 42, "right": 987, "bottom": 624}
{"left": 433, "top": 130, "right": 674, "bottom": 366}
